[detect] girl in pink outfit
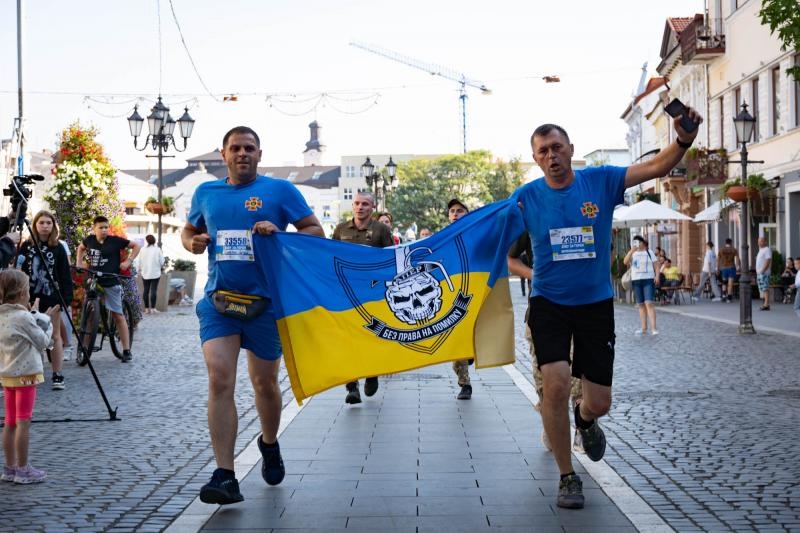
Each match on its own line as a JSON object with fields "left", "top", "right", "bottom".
{"left": 0, "top": 270, "right": 59, "bottom": 484}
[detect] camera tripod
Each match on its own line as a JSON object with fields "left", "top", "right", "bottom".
{"left": 6, "top": 175, "right": 119, "bottom": 422}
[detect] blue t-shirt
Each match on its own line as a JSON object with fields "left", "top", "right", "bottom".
{"left": 188, "top": 175, "right": 313, "bottom": 298}
{"left": 510, "top": 166, "right": 626, "bottom": 305}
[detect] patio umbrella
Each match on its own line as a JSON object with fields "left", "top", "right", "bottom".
{"left": 693, "top": 198, "right": 733, "bottom": 223}
{"left": 612, "top": 199, "right": 692, "bottom": 227}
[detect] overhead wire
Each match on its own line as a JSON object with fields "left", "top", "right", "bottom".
{"left": 167, "top": 0, "right": 222, "bottom": 102}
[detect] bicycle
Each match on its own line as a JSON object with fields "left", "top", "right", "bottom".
{"left": 72, "top": 266, "right": 135, "bottom": 365}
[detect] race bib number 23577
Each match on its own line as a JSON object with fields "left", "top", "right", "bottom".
{"left": 549, "top": 226, "right": 596, "bottom": 261}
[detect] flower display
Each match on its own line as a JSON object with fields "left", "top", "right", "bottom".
{"left": 46, "top": 122, "right": 141, "bottom": 329}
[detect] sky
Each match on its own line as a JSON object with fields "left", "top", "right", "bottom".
{"left": 0, "top": 0, "right": 706, "bottom": 173}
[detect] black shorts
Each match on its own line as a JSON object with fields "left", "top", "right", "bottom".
{"left": 528, "top": 296, "right": 616, "bottom": 386}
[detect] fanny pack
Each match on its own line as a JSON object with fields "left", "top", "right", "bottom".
{"left": 212, "top": 290, "right": 268, "bottom": 321}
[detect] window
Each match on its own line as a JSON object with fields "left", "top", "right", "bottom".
{"left": 311, "top": 171, "right": 322, "bottom": 180}
{"left": 751, "top": 78, "right": 760, "bottom": 141}
{"left": 344, "top": 165, "right": 357, "bottom": 178}
{"left": 794, "top": 54, "right": 800, "bottom": 127}
{"left": 771, "top": 66, "right": 782, "bottom": 136}
{"left": 343, "top": 187, "right": 353, "bottom": 200}
{"left": 287, "top": 171, "right": 298, "bottom": 182}
{"left": 718, "top": 97, "right": 725, "bottom": 148}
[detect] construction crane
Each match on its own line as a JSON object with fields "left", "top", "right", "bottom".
{"left": 350, "top": 41, "right": 491, "bottom": 154}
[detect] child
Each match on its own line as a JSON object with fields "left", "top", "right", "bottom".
{"left": 0, "top": 270, "right": 59, "bottom": 484}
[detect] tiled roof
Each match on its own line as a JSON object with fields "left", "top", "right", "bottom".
{"left": 667, "top": 17, "right": 694, "bottom": 36}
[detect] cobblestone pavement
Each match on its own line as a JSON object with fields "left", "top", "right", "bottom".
{"left": 511, "top": 289, "right": 800, "bottom": 532}
{"left": 0, "top": 305, "right": 295, "bottom": 533}
{"left": 2, "top": 289, "right": 799, "bottom": 532}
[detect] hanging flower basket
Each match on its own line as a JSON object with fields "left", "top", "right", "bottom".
{"left": 145, "top": 202, "right": 166, "bottom": 215}
{"left": 725, "top": 185, "right": 760, "bottom": 203}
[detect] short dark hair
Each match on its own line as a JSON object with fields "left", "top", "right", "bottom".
{"left": 145, "top": 234, "right": 156, "bottom": 246}
{"left": 725, "top": 238, "right": 733, "bottom": 244}
{"left": 93, "top": 215, "right": 109, "bottom": 225}
{"left": 222, "top": 126, "right": 260, "bottom": 149}
{"left": 531, "top": 123, "right": 570, "bottom": 144}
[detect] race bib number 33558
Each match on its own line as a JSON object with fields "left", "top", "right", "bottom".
{"left": 216, "top": 230, "right": 255, "bottom": 262}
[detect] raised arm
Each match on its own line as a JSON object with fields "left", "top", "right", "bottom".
{"left": 625, "top": 108, "right": 703, "bottom": 189}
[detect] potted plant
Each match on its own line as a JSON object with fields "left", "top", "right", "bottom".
{"left": 685, "top": 147, "right": 727, "bottom": 184}
{"left": 719, "top": 173, "right": 769, "bottom": 202}
{"left": 145, "top": 196, "right": 175, "bottom": 215}
{"left": 168, "top": 258, "right": 197, "bottom": 303}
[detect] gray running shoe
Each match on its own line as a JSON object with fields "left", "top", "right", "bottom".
{"left": 556, "top": 473, "right": 584, "bottom": 509}
{"left": 577, "top": 418, "right": 606, "bottom": 462}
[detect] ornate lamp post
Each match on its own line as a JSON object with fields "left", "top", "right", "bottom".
{"left": 361, "top": 156, "right": 398, "bottom": 212}
{"left": 127, "top": 97, "right": 195, "bottom": 247}
{"left": 731, "top": 102, "right": 757, "bottom": 334}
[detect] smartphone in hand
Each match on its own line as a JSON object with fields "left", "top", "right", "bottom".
{"left": 664, "top": 98, "right": 698, "bottom": 133}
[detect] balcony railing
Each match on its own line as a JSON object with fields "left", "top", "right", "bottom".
{"left": 680, "top": 14, "right": 725, "bottom": 64}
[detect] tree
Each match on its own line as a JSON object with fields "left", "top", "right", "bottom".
{"left": 386, "top": 151, "right": 526, "bottom": 232}
{"left": 760, "top": 0, "right": 800, "bottom": 81}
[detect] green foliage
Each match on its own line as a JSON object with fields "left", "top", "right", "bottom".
{"left": 171, "top": 258, "right": 196, "bottom": 271}
{"left": 719, "top": 173, "right": 770, "bottom": 199}
{"left": 771, "top": 249, "right": 784, "bottom": 278}
{"left": 387, "top": 151, "right": 526, "bottom": 232}
{"left": 760, "top": 0, "right": 800, "bottom": 81}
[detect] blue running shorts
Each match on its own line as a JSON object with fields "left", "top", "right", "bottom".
{"left": 196, "top": 296, "right": 283, "bottom": 360}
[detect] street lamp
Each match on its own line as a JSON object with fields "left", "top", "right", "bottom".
{"left": 361, "top": 156, "right": 399, "bottom": 212}
{"left": 732, "top": 102, "right": 757, "bottom": 334}
{"left": 127, "top": 96, "right": 195, "bottom": 247}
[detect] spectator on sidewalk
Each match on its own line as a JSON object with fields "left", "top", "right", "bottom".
{"left": 333, "top": 192, "right": 393, "bottom": 405}
{"left": 660, "top": 258, "right": 681, "bottom": 303}
{"left": 624, "top": 235, "right": 659, "bottom": 334}
{"left": 17, "top": 210, "right": 72, "bottom": 390}
{"left": 183, "top": 125, "right": 324, "bottom": 505}
{"left": 1, "top": 269, "right": 60, "bottom": 484}
{"left": 511, "top": 109, "right": 701, "bottom": 509}
{"left": 717, "top": 238, "right": 740, "bottom": 302}
{"left": 791, "top": 257, "right": 800, "bottom": 318}
{"left": 693, "top": 241, "right": 722, "bottom": 302}
{"left": 138, "top": 234, "right": 164, "bottom": 314}
{"left": 76, "top": 216, "right": 140, "bottom": 363}
{"left": 755, "top": 237, "right": 772, "bottom": 311}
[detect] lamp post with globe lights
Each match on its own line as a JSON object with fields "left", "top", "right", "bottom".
{"left": 127, "top": 97, "right": 195, "bottom": 247}
{"left": 361, "top": 156, "right": 398, "bottom": 212}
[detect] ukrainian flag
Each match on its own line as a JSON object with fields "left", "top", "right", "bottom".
{"left": 257, "top": 198, "right": 524, "bottom": 403}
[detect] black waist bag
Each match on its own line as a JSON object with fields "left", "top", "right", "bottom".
{"left": 212, "top": 290, "right": 267, "bottom": 321}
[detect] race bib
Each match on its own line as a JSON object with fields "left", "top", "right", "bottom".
{"left": 216, "top": 230, "right": 255, "bottom": 262}
{"left": 549, "top": 226, "right": 596, "bottom": 261}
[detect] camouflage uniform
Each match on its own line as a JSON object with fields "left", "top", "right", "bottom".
{"left": 452, "top": 360, "right": 470, "bottom": 386}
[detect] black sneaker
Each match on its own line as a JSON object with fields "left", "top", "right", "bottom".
{"left": 257, "top": 435, "right": 285, "bottom": 486}
{"left": 457, "top": 384, "right": 472, "bottom": 400}
{"left": 121, "top": 350, "right": 133, "bottom": 363}
{"left": 364, "top": 377, "right": 379, "bottom": 397}
{"left": 199, "top": 468, "right": 244, "bottom": 505}
{"left": 556, "top": 473, "right": 584, "bottom": 509}
{"left": 345, "top": 382, "right": 362, "bottom": 404}
{"left": 51, "top": 373, "right": 65, "bottom": 391}
{"left": 574, "top": 403, "right": 606, "bottom": 462}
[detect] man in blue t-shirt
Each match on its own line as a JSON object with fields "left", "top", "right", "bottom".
{"left": 510, "top": 108, "right": 702, "bottom": 510}
{"left": 182, "top": 126, "right": 324, "bottom": 505}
